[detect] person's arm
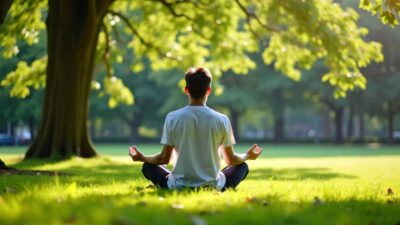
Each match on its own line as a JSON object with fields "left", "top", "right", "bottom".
{"left": 129, "top": 145, "right": 173, "bottom": 165}
{"left": 221, "top": 144, "right": 262, "bottom": 166}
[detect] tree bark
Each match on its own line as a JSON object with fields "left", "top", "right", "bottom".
{"left": 26, "top": 0, "right": 112, "bottom": 158}
{"left": 0, "top": 158, "right": 7, "bottom": 169}
{"left": 334, "top": 107, "right": 344, "bottom": 144}
{"left": 359, "top": 111, "right": 365, "bottom": 141}
{"left": 130, "top": 118, "right": 141, "bottom": 142}
{"left": 272, "top": 88, "right": 285, "bottom": 142}
{"left": 387, "top": 101, "right": 394, "bottom": 143}
{"left": 347, "top": 103, "right": 354, "bottom": 140}
{"left": 273, "top": 117, "right": 285, "bottom": 143}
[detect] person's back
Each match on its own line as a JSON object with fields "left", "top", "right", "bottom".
{"left": 163, "top": 106, "right": 233, "bottom": 189}
{"left": 129, "top": 67, "right": 262, "bottom": 191}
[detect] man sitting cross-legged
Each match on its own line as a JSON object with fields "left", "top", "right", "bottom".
{"left": 129, "top": 67, "right": 262, "bottom": 191}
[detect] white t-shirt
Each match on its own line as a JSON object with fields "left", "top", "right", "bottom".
{"left": 160, "top": 105, "right": 235, "bottom": 190}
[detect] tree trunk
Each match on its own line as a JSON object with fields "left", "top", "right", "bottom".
{"left": 273, "top": 117, "right": 285, "bottom": 143}
{"left": 26, "top": 0, "right": 112, "bottom": 158}
{"left": 359, "top": 111, "right": 365, "bottom": 141}
{"left": 347, "top": 103, "right": 354, "bottom": 140}
{"left": 272, "top": 88, "right": 285, "bottom": 142}
{"left": 0, "top": 158, "right": 7, "bottom": 169}
{"left": 229, "top": 108, "right": 240, "bottom": 141}
{"left": 321, "top": 110, "right": 331, "bottom": 139}
{"left": 129, "top": 111, "right": 142, "bottom": 143}
{"left": 334, "top": 107, "right": 344, "bottom": 144}
{"left": 0, "top": 158, "right": 15, "bottom": 170}
{"left": 0, "top": 0, "right": 13, "bottom": 25}
{"left": 10, "top": 121, "right": 15, "bottom": 136}
{"left": 387, "top": 101, "right": 394, "bottom": 143}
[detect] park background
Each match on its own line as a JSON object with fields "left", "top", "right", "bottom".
{"left": 0, "top": 0, "right": 399, "bottom": 146}
{"left": 0, "top": 0, "right": 400, "bottom": 225}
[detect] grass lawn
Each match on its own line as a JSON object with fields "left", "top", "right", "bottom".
{"left": 1, "top": 143, "right": 399, "bottom": 225}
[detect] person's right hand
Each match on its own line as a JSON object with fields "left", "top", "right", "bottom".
{"left": 246, "top": 144, "right": 262, "bottom": 160}
{"left": 129, "top": 146, "right": 144, "bottom": 162}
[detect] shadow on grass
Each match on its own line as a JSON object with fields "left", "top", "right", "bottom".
{"left": 2, "top": 159, "right": 399, "bottom": 225}
{"left": 248, "top": 167, "right": 356, "bottom": 181}
{"left": 6, "top": 158, "right": 356, "bottom": 187}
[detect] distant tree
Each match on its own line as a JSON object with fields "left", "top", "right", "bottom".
{"left": 0, "top": 35, "right": 45, "bottom": 140}
{"left": 111, "top": 60, "right": 169, "bottom": 142}
{"left": 357, "top": 1, "right": 400, "bottom": 142}
{"left": 0, "top": 0, "right": 382, "bottom": 158}
{"left": 209, "top": 71, "right": 258, "bottom": 141}
{"left": 301, "top": 65, "right": 348, "bottom": 144}
{"left": 250, "top": 61, "right": 299, "bottom": 143}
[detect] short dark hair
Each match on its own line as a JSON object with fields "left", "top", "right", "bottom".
{"left": 185, "top": 67, "right": 212, "bottom": 99}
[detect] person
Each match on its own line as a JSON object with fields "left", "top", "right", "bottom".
{"left": 129, "top": 67, "right": 262, "bottom": 191}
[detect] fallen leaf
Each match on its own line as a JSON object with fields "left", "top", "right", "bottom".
{"left": 261, "top": 200, "right": 271, "bottom": 206}
{"left": 245, "top": 197, "right": 254, "bottom": 203}
{"left": 245, "top": 197, "right": 270, "bottom": 206}
{"left": 313, "top": 196, "right": 324, "bottom": 205}
{"left": 136, "top": 201, "right": 147, "bottom": 206}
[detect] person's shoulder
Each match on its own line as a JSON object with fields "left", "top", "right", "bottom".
{"left": 166, "top": 107, "right": 188, "bottom": 119}
{"left": 206, "top": 107, "right": 229, "bottom": 121}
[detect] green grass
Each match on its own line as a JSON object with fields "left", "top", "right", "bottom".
{"left": 1, "top": 144, "right": 400, "bottom": 225}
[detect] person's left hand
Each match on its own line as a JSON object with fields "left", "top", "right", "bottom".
{"left": 246, "top": 144, "right": 262, "bottom": 160}
{"left": 129, "top": 146, "right": 144, "bottom": 162}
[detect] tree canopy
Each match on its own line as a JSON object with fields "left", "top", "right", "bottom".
{"left": 1, "top": 0, "right": 383, "bottom": 100}
{"left": 0, "top": 0, "right": 389, "bottom": 158}
{"left": 360, "top": 0, "right": 400, "bottom": 26}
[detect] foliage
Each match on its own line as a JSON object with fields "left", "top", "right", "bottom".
{"left": 0, "top": 56, "right": 46, "bottom": 98}
{"left": 1, "top": 144, "right": 400, "bottom": 225}
{"left": 360, "top": 0, "right": 400, "bottom": 25}
{"left": 0, "top": 0, "right": 384, "bottom": 105}
{"left": 0, "top": 35, "right": 45, "bottom": 127}
{"left": 0, "top": 0, "right": 46, "bottom": 58}
{"left": 101, "top": 76, "right": 134, "bottom": 109}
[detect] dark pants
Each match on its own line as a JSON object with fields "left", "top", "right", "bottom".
{"left": 141, "top": 162, "right": 249, "bottom": 191}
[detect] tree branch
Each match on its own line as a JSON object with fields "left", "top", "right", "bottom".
{"left": 149, "top": 0, "right": 210, "bottom": 40}
{"left": 319, "top": 96, "right": 337, "bottom": 111}
{"left": 150, "top": 0, "right": 193, "bottom": 21}
{"left": 111, "top": 23, "right": 122, "bottom": 43}
{"left": 108, "top": 10, "right": 180, "bottom": 61}
{"left": 96, "top": 0, "right": 115, "bottom": 16}
{"left": 115, "top": 107, "right": 132, "bottom": 124}
{"left": 234, "top": 0, "right": 279, "bottom": 33}
{"left": 0, "top": 0, "right": 14, "bottom": 26}
{"left": 101, "top": 22, "right": 112, "bottom": 77}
